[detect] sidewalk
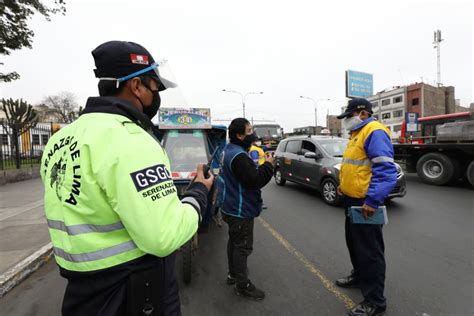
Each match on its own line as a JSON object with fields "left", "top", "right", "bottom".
{"left": 0, "top": 178, "right": 52, "bottom": 297}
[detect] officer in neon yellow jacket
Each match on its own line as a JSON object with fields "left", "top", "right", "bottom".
{"left": 335, "top": 98, "right": 397, "bottom": 316}
{"left": 40, "top": 41, "right": 214, "bottom": 316}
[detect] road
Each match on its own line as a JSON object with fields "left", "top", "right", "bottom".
{"left": 1, "top": 174, "right": 473, "bottom": 315}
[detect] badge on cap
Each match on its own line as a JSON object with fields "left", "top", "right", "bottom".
{"left": 130, "top": 54, "right": 149, "bottom": 65}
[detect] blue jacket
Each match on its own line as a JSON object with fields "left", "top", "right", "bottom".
{"left": 217, "top": 143, "right": 263, "bottom": 218}
{"left": 341, "top": 117, "right": 397, "bottom": 208}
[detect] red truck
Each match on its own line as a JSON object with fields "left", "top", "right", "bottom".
{"left": 394, "top": 106, "right": 474, "bottom": 186}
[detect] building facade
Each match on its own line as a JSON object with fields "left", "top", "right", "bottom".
{"left": 326, "top": 115, "right": 342, "bottom": 136}
{"left": 367, "top": 86, "right": 406, "bottom": 138}
{"left": 405, "top": 83, "right": 456, "bottom": 118}
{"left": 366, "top": 83, "right": 456, "bottom": 139}
{"left": 0, "top": 123, "right": 54, "bottom": 158}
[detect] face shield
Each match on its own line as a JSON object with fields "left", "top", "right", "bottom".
{"left": 98, "top": 59, "right": 177, "bottom": 91}
{"left": 97, "top": 59, "right": 189, "bottom": 123}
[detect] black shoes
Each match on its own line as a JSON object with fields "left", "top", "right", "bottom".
{"left": 234, "top": 282, "right": 265, "bottom": 300}
{"left": 335, "top": 273, "right": 360, "bottom": 288}
{"left": 226, "top": 273, "right": 264, "bottom": 300}
{"left": 226, "top": 273, "right": 236, "bottom": 285}
{"left": 348, "top": 301, "right": 386, "bottom": 316}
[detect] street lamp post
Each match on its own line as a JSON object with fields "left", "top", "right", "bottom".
{"left": 300, "top": 96, "right": 330, "bottom": 134}
{"left": 222, "top": 89, "right": 264, "bottom": 118}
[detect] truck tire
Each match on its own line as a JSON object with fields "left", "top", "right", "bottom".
{"left": 449, "top": 158, "right": 463, "bottom": 184}
{"left": 466, "top": 161, "right": 474, "bottom": 187}
{"left": 416, "top": 153, "right": 454, "bottom": 186}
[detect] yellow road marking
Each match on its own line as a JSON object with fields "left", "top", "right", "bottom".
{"left": 257, "top": 217, "right": 356, "bottom": 310}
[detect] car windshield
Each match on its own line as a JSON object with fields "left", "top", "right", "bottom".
{"left": 254, "top": 126, "right": 281, "bottom": 138}
{"left": 318, "top": 139, "right": 348, "bottom": 157}
{"left": 164, "top": 130, "right": 208, "bottom": 172}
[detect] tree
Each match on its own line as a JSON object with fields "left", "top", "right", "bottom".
{"left": 42, "top": 91, "right": 79, "bottom": 123}
{"left": 0, "top": 0, "right": 66, "bottom": 82}
{"left": 0, "top": 98, "right": 39, "bottom": 168}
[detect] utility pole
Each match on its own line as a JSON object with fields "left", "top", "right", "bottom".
{"left": 222, "top": 89, "right": 264, "bottom": 118}
{"left": 326, "top": 109, "right": 329, "bottom": 129}
{"left": 300, "top": 96, "right": 330, "bottom": 135}
{"left": 433, "top": 29, "right": 443, "bottom": 87}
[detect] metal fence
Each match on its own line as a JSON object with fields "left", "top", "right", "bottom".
{"left": 0, "top": 124, "right": 52, "bottom": 170}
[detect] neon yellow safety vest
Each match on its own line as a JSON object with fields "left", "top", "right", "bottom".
{"left": 249, "top": 145, "right": 265, "bottom": 166}
{"left": 40, "top": 113, "right": 198, "bottom": 272}
{"left": 339, "top": 121, "right": 391, "bottom": 199}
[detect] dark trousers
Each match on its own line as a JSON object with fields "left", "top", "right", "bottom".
{"left": 61, "top": 254, "right": 181, "bottom": 316}
{"left": 344, "top": 197, "right": 387, "bottom": 308}
{"left": 222, "top": 214, "right": 254, "bottom": 288}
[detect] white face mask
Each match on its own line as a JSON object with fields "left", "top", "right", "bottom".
{"left": 343, "top": 114, "right": 363, "bottom": 131}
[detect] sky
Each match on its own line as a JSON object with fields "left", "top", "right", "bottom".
{"left": 1, "top": 0, "right": 473, "bottom": 131}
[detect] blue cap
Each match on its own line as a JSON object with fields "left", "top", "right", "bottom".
{"left": 337, "top": 98, "right": 373, "bottom": 119}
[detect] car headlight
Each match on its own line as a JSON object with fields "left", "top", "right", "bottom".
{"left": 395, "top": 163, "right": 404, "bottom": 179}
{"left": 334, "top": 163, "right": 341, "bottom": 170}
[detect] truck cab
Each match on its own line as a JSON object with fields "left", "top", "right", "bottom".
{"left": 253, "top": 124, "right": 284, "bottom": 150}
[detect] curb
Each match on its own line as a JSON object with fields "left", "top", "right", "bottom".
{"left": 0, "top": 242, "right": 53, "bottom": 297}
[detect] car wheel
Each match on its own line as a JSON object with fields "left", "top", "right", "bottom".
{"left": 466, "top": 161, "right": 474, "bottom": 187}
{"left": 416, "top": 153, "right": 454, "bottom": 186}
{"left": 274, "top": 168, "right": 286, "bottom": 186}
{"left": 321, "top": 178, "right": 340, "bottom": 206}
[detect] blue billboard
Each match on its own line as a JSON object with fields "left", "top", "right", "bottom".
{"left": 346, "top": 70, "right": 374, "bottom": 98}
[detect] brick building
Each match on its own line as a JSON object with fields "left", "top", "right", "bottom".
{"left": 366, "top": 83, "right": 456, "bottom": 138}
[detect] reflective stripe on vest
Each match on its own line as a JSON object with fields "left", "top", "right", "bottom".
{"left": 47, "top": 219, "right": 125, "bottom": 236}
{"left": 53, "top": 240, "right": 138, "bottom": 263}
{"left": 342, "top": 158, "right": 371, "bottom": 166}
{"left": 371, "top": 156, "right": 394, "bottom": 164}
{"left": 340, "top": 120, "right": 391, "bottom": 199}
{"left": 181, "top": 197, "right": 201, "bottom": 221}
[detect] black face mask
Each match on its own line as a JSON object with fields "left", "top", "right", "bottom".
{"left": 142, "top": 90, "right": 161, "bottom": 120}
{"left": 241, "top": 133, "right": 257, "bottom": 149}
{"left": 137, "top": 80, "right": 161, "bottom": 120}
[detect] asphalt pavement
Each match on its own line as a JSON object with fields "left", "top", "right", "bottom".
{"left": 0, "top": 178, "right": 52, "bottom": 297}
{"left": 1, "top": 174, "right": 473, "bottom": 316}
